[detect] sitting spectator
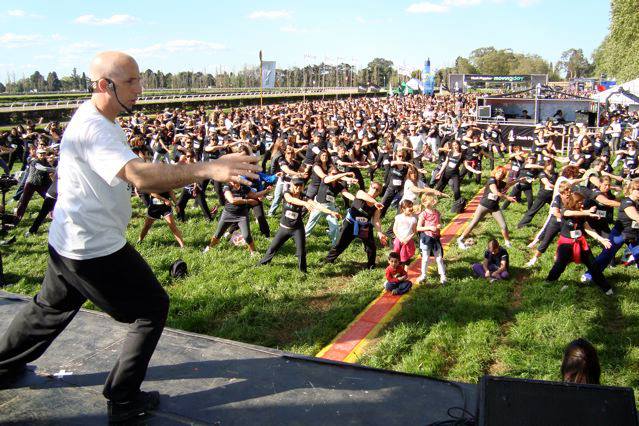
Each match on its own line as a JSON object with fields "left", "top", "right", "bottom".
{"left": 561, "top": 338, "right": 601, "bottom": 385}
{"left": 384, "top": 252, "right": 412, "bottom": 295}
{"left": 471, "top": 238, "right": 510, "bottom": 282}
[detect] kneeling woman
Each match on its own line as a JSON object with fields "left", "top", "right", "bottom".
{"left": 546, "top": 191, "right": 613, "bottom": 295}
{"left": 138, "top": 191, "right": 185, "bottom": 248}
{"left": 260, "top": 178, "right": 341, "bottom": 273}
{"left": 458, "top": 166, "right": 516, "bottom": 250}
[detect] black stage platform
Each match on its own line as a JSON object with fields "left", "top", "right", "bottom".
{"left": 0, "top": 291, "right": 476, "bottom": 425}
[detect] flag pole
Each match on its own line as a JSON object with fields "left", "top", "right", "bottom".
{"left": 259, "top": 50, "right": 263, "bottom": 107}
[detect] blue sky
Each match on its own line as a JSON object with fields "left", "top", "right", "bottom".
{"left": 0, "top": 0, "right": 611, "bottom": 81}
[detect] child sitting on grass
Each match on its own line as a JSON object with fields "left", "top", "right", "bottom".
{"left": 392, "top": 199, "right": 417, "bottom": 265}
{"left": 384, "top": 252, "right": 412, "bottom": 295}
{"left": 416, "top": 194, "right": 447, "bottom": 285}
{"left": 472, "top": 238, "right": 510, "bottom": 282}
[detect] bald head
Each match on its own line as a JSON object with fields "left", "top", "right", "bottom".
{"left": 89, "top": 51, "right": 138, "bottom": 81}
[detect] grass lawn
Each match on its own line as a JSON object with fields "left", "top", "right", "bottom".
{"left": 357, "top": 182, "right": 639, "bottom": 402}
{"left": 2, "top": 162, "right": 637, "bottom": 403}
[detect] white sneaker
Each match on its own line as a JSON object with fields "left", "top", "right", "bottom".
{"left": 416, "top": 275, "right": 426, "bottom": 284}
{"left": 504, "top": 240, "right": 512, "bottom": 248}
{"left": 440, "top": 276, "right": 447, "bottom": 285}
{"left": 23, "top": 231, "right": 31, "bottom": 237}
{"left": 525, "top": 257, "right": 538, "bottom": 267}
{"left": 580, "top": 274, "right": 591, "bottom": 283}
{"left": 203, "top": 245, "right": 210, "bottom": 253}
{"left": 457, "top": 239, "right": 468, "bottom": 250}
{"left": 560, "top": 285, "right": 569, "bottom": 292}
{"left": 605, "top": 289, "right": 614, "bottom": 296}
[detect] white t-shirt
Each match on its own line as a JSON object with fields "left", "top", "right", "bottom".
{"left": 393, "top": 213, "right": 417, "bottom": 242}
{"left": 401, "top": 179, "right": 424, "bottom": 204}
{"left": 49, "top": 101, "right": 138, "bottom": 260}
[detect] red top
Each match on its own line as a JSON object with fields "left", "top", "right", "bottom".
{"left": 385, "top": 264, "right": 407, "bottom": 283}
{"left": 419, "top": 209, "right": 441, "bottom": 238}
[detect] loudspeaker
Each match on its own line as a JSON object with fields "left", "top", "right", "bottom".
{"left": 575, "top": 110, "right": 596, "bottom": 127}
{"left": 477, "top": 375, "right": 638, "bottom": 426}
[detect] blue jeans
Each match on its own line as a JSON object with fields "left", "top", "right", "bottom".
{"left": 304, "top": 201, "right": 339, "bottom": 245}
{"left": 267, "top": 178, "right": 285, "bottom": 216}
{"left": 584, "top": 227, "right": 639, "bottom": 280}
{"left": 384, "top": 280, "right": 412, "bottom": 295}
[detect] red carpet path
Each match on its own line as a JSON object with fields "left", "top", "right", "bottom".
{"left": 317, "top": 190, "right": 484, "bottom": 362}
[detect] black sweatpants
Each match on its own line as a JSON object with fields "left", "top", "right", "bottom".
{"left": 502, "top": 183, "right": 533, "bottom": 210}
{"left": 176, "top": 187, "right": 213, "bottom": 222}
{"left": 326, "top": 221, "right": 377, "bottom": 268}
{"left": 28, "top": 196, "right": 56, "bottom": 234}
{"left": 227, "top": 202, "right": 270, "bottom": 238}
{"left": 538, "top": 220, "right": 561, "bottom": 254}
{"left": 435, "top": 172, "right": 462, "bottom": 200}
{"left": 380, "top": 188, "right": 402, "bottom": 218}
{"left": 0, "top": 243, "right": 169, "bottom": 402}
{"left": 517, "top": 189, "right": 552, "bottom": 228}
{"left": 547, "top": 243, "right": 611, "bottom": 292}
{"left": 259, "top": 225, "right": 307, "bottom": 272}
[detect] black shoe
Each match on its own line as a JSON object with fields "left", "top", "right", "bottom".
{"left": 107, "top": 390, "right": 160, "bottom": 424}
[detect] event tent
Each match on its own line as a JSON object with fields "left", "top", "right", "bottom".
{"left": 593, "top": 78, "right": 639, "bottom": 106}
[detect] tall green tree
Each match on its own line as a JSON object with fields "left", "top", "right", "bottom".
{"left": 557, "top": 48, "right": 593, "bottom": 79}
{"left": 593, "top": 0, "right": 639, "bottom": 82}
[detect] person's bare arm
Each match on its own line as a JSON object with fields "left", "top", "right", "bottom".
{"left": 118, "top": 152, "right": 260, "bottom": 193}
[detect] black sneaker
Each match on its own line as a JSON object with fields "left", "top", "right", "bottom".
{"left": 107, "top": 390, "right": 160, "bottom": 424}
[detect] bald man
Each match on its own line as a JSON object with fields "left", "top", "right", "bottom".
{"left": 0, "top": 52, "right": 259, "bottom": 423}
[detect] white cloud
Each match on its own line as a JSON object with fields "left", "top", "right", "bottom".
{"left": 518, "top": 0, "right": 540, "bottom": 6}
{"left": 0, "top": 33, "right": 43, "bottom": 48}
{"left": 74, "top": 14, "right": 138, "bottom": 26}
{"left": 355, "top": 16, "right": 366, "bottom": 23}
{"left": 127, "top": 39, "right": 226, "bottom": 59}
{"left": 406, "top": 2, "right": 449, "bottom": 13}
{"left": 443, "top": 0, "right": 482, "bottom": 5}
{"left": 247, "top": 10, "right": 291, "bottom": 20}
{"left": 58, "top": 41, "right": 101, "bottom": 55}
{"left": 7, "top": 9, "right": 26, "bottom": 17}
{"left": 51, "top": 33, "right": 65, "bottom": 41}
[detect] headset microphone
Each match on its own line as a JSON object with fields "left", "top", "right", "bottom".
{"left": 105, "top": 78, "right": 133, "bottom": 115}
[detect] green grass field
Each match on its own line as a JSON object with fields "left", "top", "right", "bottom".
{"left": 1, "top": 166, "right": 637, "bottom": 401}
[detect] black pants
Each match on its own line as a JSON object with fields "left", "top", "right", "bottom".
{"left": 259, "top": 225, "right": 306, "bottom": 272}
{"left": 538, "top": 220, "right": 561, "bottom": 254}
{"left": 0, "top": 243, "right": 169, "bottom": 402}
{"left": 380, "top": 188, "right": 401, "bottom": 218}
{"left": 176, "top": 187, "right": 212, "bottom": 222}
{"left": 213, "top": 211, "right": 253, "bottom": 244}
{"left": 326, "top": 221, "right": 376, "bottom": 268}
{"left": 228, "top": 202, "right": 270, "bottom": 238}
{"left": 547, "top": 243, "right": 611, "bottom": 292}
{"left": 502, "top": 183, "right": 533, "bottom": 210}
{"left": 28, "top": 196, "right": 56, "bottom": 234}
{"left": 518, "top": 190, "right": 552, "bottom": 228}
{"left": 435, "top": 172, "right": 461, "bottom": 200}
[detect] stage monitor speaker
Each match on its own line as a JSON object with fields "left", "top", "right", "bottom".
{"left": 575, "top": 110, "right": 597, "bottom": 127}
{"left": 477, "top": 375, "right": 638, "bottom": 426}
{"left": 478, "top": 106, "right": 492, "bottom": 119}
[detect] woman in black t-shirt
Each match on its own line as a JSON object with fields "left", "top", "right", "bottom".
{"left": 517, "top": 160, "right": 558, "bottom": 228}
{"left": 138, "top": 191, "right": 184, "bottom": 248}
{"left": 546, "top": 192, "right": 613, "bottom": 294}
{"left": 259, "top": 178, "right": 340, "bottom": 273}
{"left": 458, "top": 166, "right": 515, "bottom": 250}
{"left": 434, "top": 140, "right": 464, "bottom": 201}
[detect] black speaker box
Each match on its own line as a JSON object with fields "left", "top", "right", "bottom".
{"left": 477, "top": 375, "right": 638, "bottom": 426}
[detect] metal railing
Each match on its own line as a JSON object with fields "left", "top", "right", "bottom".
{"left": 0, "top": 87, "right": 380, "bottom": 112}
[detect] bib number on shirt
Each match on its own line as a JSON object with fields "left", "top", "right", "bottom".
{"left": 356, "top": 216, "right": 368, "bottom": 224}
{"left": 285, "top": 210, "right": 299, "bottom": 220}
{"left": 325, "top": 194, "right": 335, "bottom": 203}
{"left": 487, "top": 193, "right": 499, "bottom": 201}
{"left": 596, "top": 210, "right": 607, "bottom": 218}
{"left": 570, "top": 230, "right": 583, "bottom": 239}
{"left": 392, "top": 179, "right": 403, "bottom": 186}
{"left": 632, "top": 221, "right": 639, "bottom": 229}
{"left": 511, "top": 165, "right": 520, "bottom": 172}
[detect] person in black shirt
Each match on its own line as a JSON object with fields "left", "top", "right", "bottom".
{"left": 546, "top": 192, "right": 613, "bottom": 294}
{"left": 458, "top": 166, "right": 515, "bottom": 250}
{"left": 582, "top": 179, "right": 639, "bottom": 283}
{"left": 14, "top": 148, "right": 55, "bottom": 223}
{"left": 434, "top": 140, "right": 464, "bottom": 201}
{"left": 379, "top": 150, "right": 410, "bottom": 218}
{"left": 137, "top": 191, "right": 184, "bottom": 248}
{"left": 471, "top": 239, "right": 509, "bottom": 282}
{"left": 502, "top": 154, "right": 537, "bottom": 211}
{"left": 259, "top": 178, "right": 340, "bottom": 273}
{"left": 517, "top": 160, "right": 558, "bottom": 228}
{"left": 204, "top": 180, "right": 269, "bottom": 255}
{"left": 326, "top": 181, "right": 388, "bottom": 269}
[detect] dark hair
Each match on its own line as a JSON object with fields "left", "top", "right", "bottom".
{"left": 561, "top": 338, "right": 600, "bottom": 384}
{"left": 388, "top": 252, "right": 401, "bottom": 261}
{"left": 488, "top": 238, "right": 499, "bottom": 250}
{"left": 399, "top": 199, "right": 413, "bottom": 210}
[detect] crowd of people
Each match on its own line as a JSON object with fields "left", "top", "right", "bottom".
{"left": 1, "top": 93, "right": 639, "bottom": 294}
